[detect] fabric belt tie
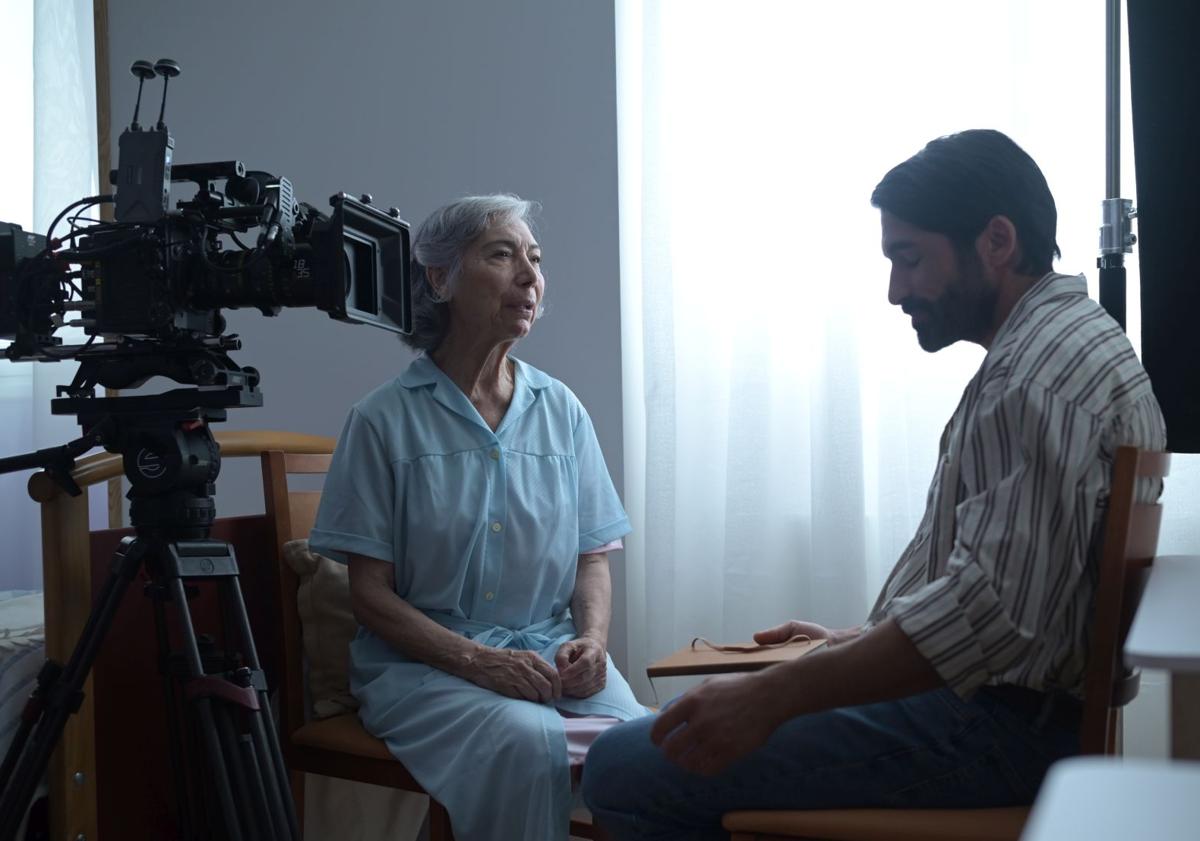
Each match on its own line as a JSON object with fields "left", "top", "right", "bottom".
{"left": 422, "top": 609, "right": 571, "bottom": 652}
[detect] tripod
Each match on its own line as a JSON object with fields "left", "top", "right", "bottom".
{"left": 0, "top": 389, "right": 299, "bottom": 841}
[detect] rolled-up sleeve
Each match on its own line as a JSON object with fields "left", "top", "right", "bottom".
{"left": 309, "top": 407, "right": 396, "bottom": 565}
{"left": 884, "top": 382, "right": 1103, "bottom": 697}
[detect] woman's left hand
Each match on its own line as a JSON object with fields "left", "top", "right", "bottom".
{"left": 555, "top": 636, "right": 608, "bottom": 698}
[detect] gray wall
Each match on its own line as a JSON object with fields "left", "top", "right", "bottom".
{"left": 106, "top": 0, "right": 627, "bottom": 666}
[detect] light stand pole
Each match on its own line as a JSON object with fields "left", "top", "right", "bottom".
{"left": 1098, "top": 0, "right": 1137, "bottom": 329}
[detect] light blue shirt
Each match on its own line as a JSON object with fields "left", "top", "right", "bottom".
{"left": 310, "top": 354, "right": 631, "bottom": 631}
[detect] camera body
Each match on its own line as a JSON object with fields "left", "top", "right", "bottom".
{"left": 0, "top": 123, "right": 411, "bottom": 396}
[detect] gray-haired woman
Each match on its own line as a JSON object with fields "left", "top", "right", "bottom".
{"left": 309, "top": 195, "right": 647, "bottom": 841}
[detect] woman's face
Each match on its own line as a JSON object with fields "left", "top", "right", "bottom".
{"left": 444, "top": 217, "right": 544, "bottom": 346}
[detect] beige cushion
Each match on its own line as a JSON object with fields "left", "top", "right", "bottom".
{"left": 283, "top": 539, "right": 360, "bottom": 718}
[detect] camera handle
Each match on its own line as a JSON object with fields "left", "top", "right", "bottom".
{"left": 0, "top": 420, "right": 113, "bottom": 496}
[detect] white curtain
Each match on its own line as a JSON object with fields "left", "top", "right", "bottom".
{"left": 615, "top": 0, "right": 1152, "bottom": 700}
{"left": 0, "top": 0, "right": 99, "bottom": 589}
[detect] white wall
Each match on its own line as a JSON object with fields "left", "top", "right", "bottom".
{"left": 105, "top": 0, "right": 629, "bottom": 666}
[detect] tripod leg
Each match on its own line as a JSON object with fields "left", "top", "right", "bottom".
{"left": 236, "top": 731, "right": 278, "bottom": 841}
{"left": 152, "top": 588, "right": 196, "bottom": 838}
{"left": 245, "top": 716, "right": 290, "bottom": 840}
{"left": 221, "top": 577, "right": 298, "bottom": 841}
{"left": 0, "top": 536, "right": 145, "bottom": 841}
{"left": 166, "top": 575, "right": 246, "bottom": 841}
{"left": 185, "top": 691, "right": 221, "bottom": 841}
{"left": 0, "top": 661, "right": 60, "bottom": 793}
{"left": 162, "top": 540, "right": 299, "bottom": 841}
{"left": 212, "top": 706, "right": 265, "bottom": 841}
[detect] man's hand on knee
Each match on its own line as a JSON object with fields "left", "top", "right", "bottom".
{"left": 649, "top": 672, "right": 789, "bottom": 776}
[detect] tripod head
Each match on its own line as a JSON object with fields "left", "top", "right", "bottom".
{"left": 62, "top": 386, "right": 263, "bottom": 537}
{"left": 0, "top": 383, "right": 256, "bottom": 541}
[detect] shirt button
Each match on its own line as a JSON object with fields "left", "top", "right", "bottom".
{"left": 489, "top": 449, "right": 500, "bottom": 460}
{"left": 491, "top": 521, "right": 503, "bottom": 532}
{"left": 484, "top": 592, "right": 495, "bottom": 601}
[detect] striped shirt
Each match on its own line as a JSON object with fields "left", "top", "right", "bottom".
{"left": 868, "top": 272, "right": 1166, "bottom": 698}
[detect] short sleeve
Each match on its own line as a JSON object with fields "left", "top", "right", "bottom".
{"left": 573, "top": 405, "right": 631, "bottom": 553}
{"left": 309, "top": 407, "right": 396, "bottom": 565}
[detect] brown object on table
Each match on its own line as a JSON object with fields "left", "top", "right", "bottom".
{"left": 646, "top": 636, "right": 827, "bottom": 678}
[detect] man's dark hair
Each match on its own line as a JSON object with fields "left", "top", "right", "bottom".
{"left": 871, "top": 129, "right": 1061, "bottom": 276}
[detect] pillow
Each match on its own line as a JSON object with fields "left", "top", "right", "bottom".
{"left": 282, "top": 539, "right": 360, "bottom": 718}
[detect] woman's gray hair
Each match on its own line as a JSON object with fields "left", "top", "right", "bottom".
{"left": 402, "top": 193, "right": 542, "bottom": 352}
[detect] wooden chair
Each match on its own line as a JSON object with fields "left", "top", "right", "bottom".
{"left": 260, "top": 448, "right": 456, "bottom": 841}
{"left": 721, "top": 446, "right": 1171, "bottom": 841}
{"left": 260, "top": 449, "right": 599, "bottom": 841}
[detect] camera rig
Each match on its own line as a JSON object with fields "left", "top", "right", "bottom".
{"left": 0, "top": 58, "right": 411, "bottom": 840}
{"left": 1, "top": 57, "right": 411, "bottom": 414}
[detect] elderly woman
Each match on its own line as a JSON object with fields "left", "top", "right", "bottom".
{"left": 308, "top": 194, "right": 646, "bottom": 841}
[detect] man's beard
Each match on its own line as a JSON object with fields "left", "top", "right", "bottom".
{"left": 902, "top": 258, "right": 997, "bottom": 352}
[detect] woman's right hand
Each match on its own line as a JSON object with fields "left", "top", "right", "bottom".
{"left": 465, "top": 647, "right": 563, "bottom": 703}
{"left": 753, "top": 619, "right": 862, "bottom": 648}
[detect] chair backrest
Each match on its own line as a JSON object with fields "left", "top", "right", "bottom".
{"left": 261, "top": 449, "right": 334, "bottom": 746}
{"left": 1079, "top": 446, "right": 1170, "bottom": 755}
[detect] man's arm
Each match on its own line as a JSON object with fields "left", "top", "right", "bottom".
{"left": 650, "top": 617, "right": 941, "bottom": 775}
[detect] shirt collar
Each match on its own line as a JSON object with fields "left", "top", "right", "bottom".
{"left": 396, "top": 354, "right": 552, "bottom": 437}
{"left": 397, "top": 354, "right": 440, "bottom": 389}
{"left": 397, "top": 354, "right": 552, "bottom": 391}
{"left": 513, "top": 357, "right": 553, "bottom": 391}
{"left": 988, "top": 271, "right": 1088, "bottom": 352}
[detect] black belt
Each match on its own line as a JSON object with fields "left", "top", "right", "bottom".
{"left": 979, "top": 684, "right": 1083, "bottom": 731}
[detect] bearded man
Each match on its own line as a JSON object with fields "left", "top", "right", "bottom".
{"left": 582, "top": 129, "right": 1167, "bottom": 841}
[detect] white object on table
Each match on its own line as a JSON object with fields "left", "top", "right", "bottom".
{"left": 1125, "top": 554, "right": 1200, "bottom": 758}
{"left": 1021, "top": 756, "right": 1200, "bottom": 841}
{"left": 1126, "top": 555, "right": 1200, "bottom": 670}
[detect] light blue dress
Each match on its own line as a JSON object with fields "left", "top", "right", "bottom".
{"left": 309, "top": 355, "right": 647, "bottom": 841}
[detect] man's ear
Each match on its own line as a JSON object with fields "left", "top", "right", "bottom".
{"left": 976, "top": 215, "right": 1020, "bottom": 273}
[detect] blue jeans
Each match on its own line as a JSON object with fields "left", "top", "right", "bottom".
{"left": 581, "top": 686, "right": 1080, "bottom": 841}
